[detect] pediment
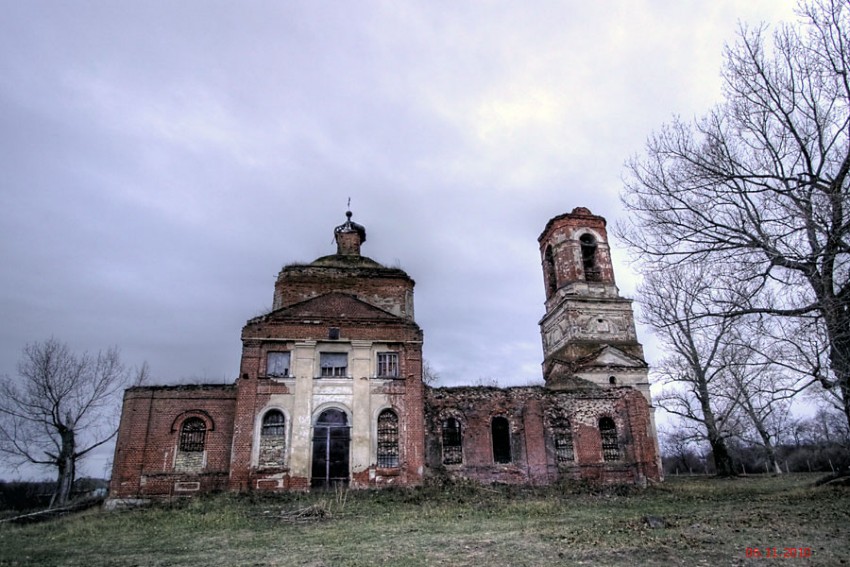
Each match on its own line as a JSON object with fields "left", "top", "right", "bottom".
{"left": 262, "top": 292, "right": 400, "bottom": 322}
{"left": 579, "top": 345, "right": 647, "bottom": 369}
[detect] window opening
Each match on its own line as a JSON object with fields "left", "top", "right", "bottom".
{"left": 609, "top": 375, "right": 617, "bottom": 385}
{"left": 580, "top": 233, "right": 601, "bottom": 282}
{"left": 376, "top": 409, "right": 400, "bottom": 468}
{"left": 441, "top": 417, "right": 463, "bottom": 465}
{"left": 551, "top": 416, "right": 575, "bottom": 463}
{"left": 319, "top": 352, "right": 348, "bottom": 377}
{"left": 259, "top": 410, "right": 286, "bottom": 467}
{"left": 599, "top": 417, "right": 620, "bottom": 461}
{"left": 544, "top": 245, "right": 557, "bottom": 296}
{"left": 262, "top": 410, "right": 286, "bottom": 437}
{"left": 491, "top": 416, "right": 512, "bottom": 464}
{"left": 179, "top": 417, "right": 206, "bottom": 452}
{"left": 267, "top": 352, "right": 290, "bottom": 377}
{"left": 377, "top": 352, "right": 399, "bottom": 378}
{"left": 328, "top": 327, "right": 340, "bottom": 340}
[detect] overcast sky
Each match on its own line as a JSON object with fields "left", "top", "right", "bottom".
{"left": 0, "top": 1, "right": 798, "bottom": 478}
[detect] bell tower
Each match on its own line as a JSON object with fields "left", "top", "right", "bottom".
{"left": 537, "top": 208, "right": 650, "bottom": 401}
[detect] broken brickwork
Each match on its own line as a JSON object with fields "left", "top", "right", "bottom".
{"left": 425, "top": 386, "right": 660, "bottom": 485}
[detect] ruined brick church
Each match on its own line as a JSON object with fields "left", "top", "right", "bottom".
{"left": 109, "top": 207, "right": 660, "bottom": 501}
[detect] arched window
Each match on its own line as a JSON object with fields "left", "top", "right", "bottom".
{"left": 599, "top": 417, "right": 620, "bottom": 462}
{"left": 441, "top": 417, "right": 463, "bottom": 465}
{"left": 544, "top": 245, "right": 557, "bottom": 296}
{"left": 491, "top": 416, "right": 512, "bottom": 464}
{"left": 376, "top": 409, "right": 399, "bottom": 468}
{"left": 551, "top": 416, "right": 575, "bottom": 464}
{"left": 609, "top": 375, "right": 617, "bottom": 385}
{"left": 262, "top": 410, "right": 286, "bottom": 436}
{"left": 580, "top": 233, "right": 600, "bottom": 282}
{"left": 179, "top": 417, "right": 206, "bottom": 453}
{"left": 259, "top": 410, "right": 286, "bottom": 468}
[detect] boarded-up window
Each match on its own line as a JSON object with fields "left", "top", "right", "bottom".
{"left": 179, "top": 417, "right": 206, "bottom": 452}
{"left": 599, "top": 417, "right": 620, "bottom": 461}
{"left": 441, "top": 418, "right": 463, "bottom": 465}
{"left": 320, "top": 352, "right": 348, "bottom": 377}
{"left": 259, "top": 410, "right": 286, "bottom": 467}
{"left": 491, "top": 416, "right": 511, "bottom": 464}
{"left": 377, "top": 352, "right": 399, "bottom": 377}
{"left": 267, "top": 352, "right": 290, "bottom": 377}
{"left": 376, "top": 409, "right": 399, "bottom": 468}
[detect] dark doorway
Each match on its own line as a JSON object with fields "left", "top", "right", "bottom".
{"left": 311, "top": 409, "right": 350, "bottom": 488}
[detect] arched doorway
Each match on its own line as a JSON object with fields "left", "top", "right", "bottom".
{"left": 311, "top": 408, "right": 350, "bottom": 488}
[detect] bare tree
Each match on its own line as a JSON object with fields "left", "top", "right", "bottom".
{"left": 619, "top": 0, "right": 850, "bottom": 428}
{"left": 717, "top": 328, "right": 796, "bottom": 474}
{"left": 422, "top": 359, "right": 440, "bottom": 387}
{"left": 659, "top": 426, "right": 707, "bottom": 475}
{"left": 639, "top": 263, "right": 738, "bottom": 476}
{"left": 0, "top": 339, "right": 138, "bottom": 507}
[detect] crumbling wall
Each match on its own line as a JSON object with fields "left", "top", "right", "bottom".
{"left": 424, "top": 386, "right": 660, "bottom": 486}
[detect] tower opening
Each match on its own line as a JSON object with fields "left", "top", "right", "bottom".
{"left": 544, "top": 245, "right": 557, "bottom": 296}
{"left": 580, "top": 233, "right": 600, "bottom": 282}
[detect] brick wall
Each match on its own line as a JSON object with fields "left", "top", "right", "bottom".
{"left": 109, "top": 385, "right": 237, "bottom": 500}
{"left": 273, "top": 264, "right": 415, "bottom": 320}
{"left": 424, "top": 386, "right": 660, "bottom": 486}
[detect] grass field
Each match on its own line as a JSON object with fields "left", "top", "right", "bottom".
{"left": 0, "top": 473, "right": 847, "bottom": 566}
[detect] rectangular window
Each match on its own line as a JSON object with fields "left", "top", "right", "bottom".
{"left": 599, "top": 417, "right": 620, "bottom": 462}
{"left": 492, "top": 417, "right": 512, "bottom": 464}
{"left": 319, "top": 352, "right": 348, "bottom": 377}
{"left": 442, "top": 418, "right": 463, "bottom": 465}
{"left": 377, "top": 352, "right": 399, "bottom": 378}
{"left": 555, "top": 433, "right": 575, "bottom": 463}
{"left": 267, "top": 352, "right": 290, "bottom": 377}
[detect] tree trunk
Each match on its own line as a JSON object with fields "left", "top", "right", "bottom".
{"left": 824, "top": 297, "right": 850, "bottom": 431}
{"left": 707, "top": 432, "right": 735, "bottom": 477}
{"left": 52, "top": 429, "right": 76, "bottom": 508}
{"left": 695, "top": 369, "right": 736, "bottom": 477}
{"left": 758, "top": 432, "right": 782, "bottom": 475}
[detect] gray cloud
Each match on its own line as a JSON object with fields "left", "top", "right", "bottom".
{"left": 0, "top": 1, "right": 796, "bottom": 477}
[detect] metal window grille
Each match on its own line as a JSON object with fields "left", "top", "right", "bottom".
{"left": 377, "top": 352, "right": 399, "bottom": 377}
{"left": 267, "top": 352, "right": 290, "bottom": 377}
{"left": 179, "top": 417, "right": 206, "bottom": 452}
{"left": 441, "top": 418, "right": 463, "bottom": 465}
{"left": 262, "top": 410, "right": 286, "bottom": 437}
{"left": 319, "top": 353, "right": 348, "bottom": 377}
{"left": 554, "top": 431, "right": 574, "bottom": 463}
{"left": 599, "top": 417, "right": 620, "bottom": 461}
{"left": 376, "top": 410, "right": 399, "bottom": 468}
{"left": 548, "top": 415, "right": 575, "bottom": 463}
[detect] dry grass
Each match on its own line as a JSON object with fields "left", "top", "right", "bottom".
{"left": 0, "top": 473, "right": 847, "bottom": 566}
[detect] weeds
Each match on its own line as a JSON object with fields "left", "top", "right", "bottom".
{"left": 0, "top": 474, "right": 846, "bottom": 566}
